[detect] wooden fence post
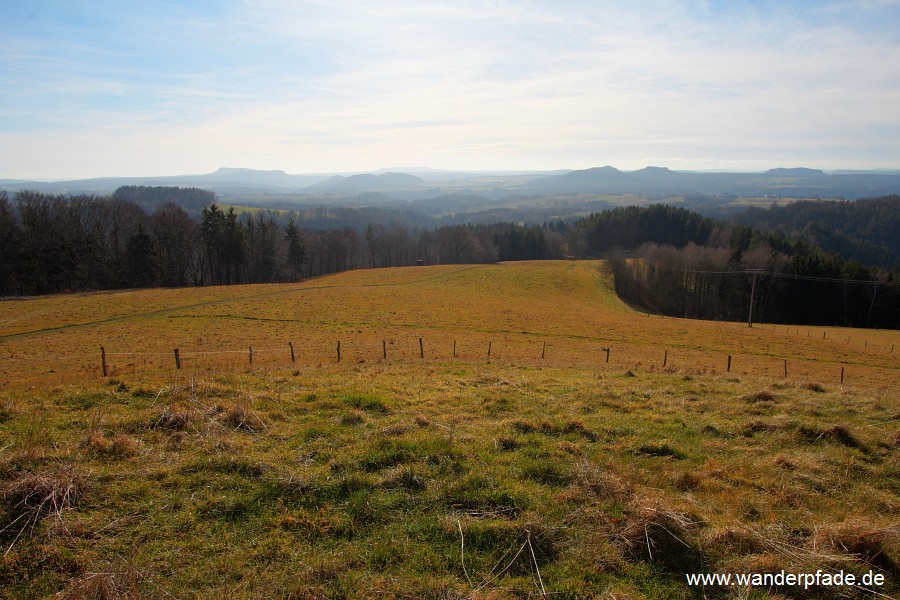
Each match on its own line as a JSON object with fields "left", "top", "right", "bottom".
{"left": 174, "top": 348, "right": 181, "bottom": 370}
{"left": 841, "top": 366, "right": 845, "bottom": 385}
{"left": 487, "top": 341, "right": 492, "bottom": 360}
{"left": 100, "top": 346, "right": 107, "bottom": 377}
{"left": 605, "top": 347, "right": 610, "bottom": 363}
{"left": 249, "top": 346, "right": 253, "bottom": 365}
{"left": 337, "top": 341, "right": 341, "bottom": 363}
{"left": 783, "top": 359, "right": 787, "bottom": 378}
{"left": 541, "top": 341, "right": 546, "bottom": 359}
{"left": 289, "top": 342, "right": 295, "bottom": 362}
{"left": 727, "top": 354, "right": 732, "bottom": 373}
{"left": 663, "top": 350, "right": 668, "bottom": 368}
{"left": 382, "top": 339, "right": 387, "bottom": 360}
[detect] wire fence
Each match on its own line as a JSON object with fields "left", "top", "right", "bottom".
{"left": 3, "top": 327, "right": 898, "bottom": 392}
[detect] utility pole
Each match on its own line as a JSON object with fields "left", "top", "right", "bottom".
{"left": 746, "top": 269, "right": 764, "bottom": 328}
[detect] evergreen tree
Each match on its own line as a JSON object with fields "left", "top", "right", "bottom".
{"left": 284, "top": 217, "right": 307, "bottom": 280}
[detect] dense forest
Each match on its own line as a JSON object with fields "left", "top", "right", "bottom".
{"left": 732, "top": 196, "right": 900, "bottom": 271}
{"left": 1, "top": 188, "right": 897, "bottom": 328}
{"left": 583, "top": 206, "right": 900, "bottom": 328}
{"left": 0, "top": 189, "right": 561, "bottom": 295}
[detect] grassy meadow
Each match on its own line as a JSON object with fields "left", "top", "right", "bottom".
{"left": 0, "top": 261, "right": 897, "bottom": 598}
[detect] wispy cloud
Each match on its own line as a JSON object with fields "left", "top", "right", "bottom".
{"left": 2, "top": 0, "right": 899, "bottom": 177}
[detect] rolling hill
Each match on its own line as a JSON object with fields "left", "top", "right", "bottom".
{"left": 0, "top": 261, "right": 897, "bottom": 597}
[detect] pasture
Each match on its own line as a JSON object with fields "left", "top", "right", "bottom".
{"left": 0, "top": 261, "right": 897, "bottom": 598}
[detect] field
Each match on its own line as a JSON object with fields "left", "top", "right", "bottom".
{"left": 0, "top": 261, "right": 897, "bottom": 598}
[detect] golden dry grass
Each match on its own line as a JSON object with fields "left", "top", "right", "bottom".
{"left": 1, "top": 261, "right": 897, "bottom": 392}
{"left": 0, "top": 261, "right": 897, "bottom": 598}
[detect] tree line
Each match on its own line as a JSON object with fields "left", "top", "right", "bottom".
{"left": 586, "top": 206, "right": 900, "bottom": 328}
{"left": 0, "top": 189, "right": 562, "bottom": 296}
{"left": 733, "top": 195, "right": 900, "bottom": 271}
{"left": 1, "top": 188, "right": 896, "bottom": 328}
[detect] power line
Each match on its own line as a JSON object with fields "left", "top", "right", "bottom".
{"left": 640, "top": 262, "right": 900, "bottom": 286}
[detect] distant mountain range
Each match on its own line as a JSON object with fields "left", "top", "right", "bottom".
{"left": 3, "top": 165, "right": 900, "bottom": 200}
{"left": 524, "top": 166, "right": 900, "bottom": 198}
{"left": 0, "top": 167, "right": 331, "bottom": 195}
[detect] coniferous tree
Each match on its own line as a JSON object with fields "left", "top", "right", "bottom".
{"left": 284, "top": 217, "right": 307, "bottom": 280}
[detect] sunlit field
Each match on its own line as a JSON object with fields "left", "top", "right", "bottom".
{"left": 2, "top": 261, "right": 897, "bottom": 391}
{"left": 0, "top": 262, "right": 897, "bottom": 598}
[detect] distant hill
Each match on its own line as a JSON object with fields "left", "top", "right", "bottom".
{"left": 305, "top": 172, "right": 424, "bottom": 192}
{"left": 3, "top": 165, "right": 900, "bottom": 204}
{"left": 412, "top": 194, "right": 496, "bottom": 214}
{"left": 526, "top": 166, "right": 900, "bottom": 199}
{"left": 0, "top": 168, "right": 330, "bottom": 195}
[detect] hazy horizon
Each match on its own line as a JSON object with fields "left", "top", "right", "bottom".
{"left": 4, "top": 1, "right": 900, "bottom": 179}
{"left": 6, "top": 164, "right": 900, "bottom": 185}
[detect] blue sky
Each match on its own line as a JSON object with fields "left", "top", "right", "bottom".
{"left": 2, "top": 0, "right": 900, "bottom": 178}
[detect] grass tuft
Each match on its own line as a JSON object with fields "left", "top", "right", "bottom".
{"left": 743, "top": 390, "right": 778, "bottom": 403}
{"left": 633, "top": 443, "right": 686, "bottom": 459}
{"left": 81, "top": 432, "right": 139, "bottom": 458}
{"left": 814, "top": 522, "right": 899, "bottom": 573}
{"left": 219, "top": 403, "right": 262, "bottom": 432}
{"left": 672, "top": 471, "right": 703, "bottom": 491}
{"left": 617, "top": 497, "right": 703, "bottom": 573}
{"left": 340, "top": 411, "right": 365, "bottom": 426}
{"left": 798, "top": 424, "right": 866, "bottom": 450}
{"left": 59, "top": 557, "right": 142, "bottom": 599}
{"left": 575, "top": 463, "right": 632, "bottom": 501}
{"left": 705, "top": 528, "right": 766, "bottom": 557}
{"left": 519, "top": 457, "right": 573, "bottom": 487}
{"left": 151, "top": 405, "right": 192, "bottom": 431}
{"left": 803, "top": 382, "right": 827, "bottom": 393}
{"left": 494, "top": 436, "right": 520, "bottom": 451}
{"left": 341, "top": 393, "right": 389, "bottom": 414}
{"left": 1, "top": 465, "right": 85, "bottom": 549}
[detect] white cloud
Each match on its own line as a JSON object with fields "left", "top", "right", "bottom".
{"left": 2, "top": 0, "right": 899, "bottom": 177}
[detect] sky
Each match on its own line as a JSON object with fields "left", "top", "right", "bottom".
{"left": 2, "top": 0, "right": 900, "bottom": 179}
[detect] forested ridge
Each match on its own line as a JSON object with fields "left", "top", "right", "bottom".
{"left": 1, "top": 187, "right": 897, "bottom": 328}
{"left": 733, "top": 195, "right": 900, "bottom": 270}
{"left": 582, "top": 206, "right": 900, "bottom": 328}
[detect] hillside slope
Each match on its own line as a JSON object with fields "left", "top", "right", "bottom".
{"left": 1, "top": 261, "right": 896, "bottom": 390}
{"left": 0, "top": 261, "right": 898, "bottom": 597}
